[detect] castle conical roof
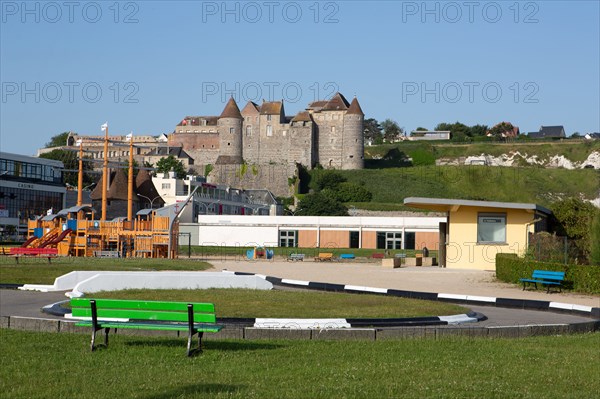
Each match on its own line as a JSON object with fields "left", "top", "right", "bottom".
{"left": 219, "top": 97, "right": 243, "bottom": 119}
{"left": 135, "top": 169, "right": 164, "bottom": 206}
{"left": 346, "top": 97, "right": 364, "bottom": 116}
{"left": 323, "top": 92, "right": 350, "bottom": 111}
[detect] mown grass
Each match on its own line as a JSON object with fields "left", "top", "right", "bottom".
{"left": 0, "top": 257, "right": 211, "bottom": 285}
{"left": 337, "top": 166, "right": 598, "bottom": 207}
{"left": 1, "top": 329, "right": 598, "bottom": 398}
{"left": 89, "top": 288, "right": 466, "bottom": 318}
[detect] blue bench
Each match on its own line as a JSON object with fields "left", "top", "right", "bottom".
{"left": 339, "top": 253, "right": 355, "bottom": 260}
{"left": 520, "top": 270, "right": 565, "bottom": 293}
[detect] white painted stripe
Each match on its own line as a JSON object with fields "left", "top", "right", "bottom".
{"left": 466, "top": 295, "right": 496, "bottom": 303}
{"left": 344, "top": 285, "right": 388, "bottom": 294}
{"left": 549, "top": 302, "right": 574, "bottom": 310}
{"left": 573, "top": 304, "right": 593, "bottom": 312}
{"left": 281, "top": 279, "right": 310, "bottom": 286}
{"left": 254, "top": 318, "right": 351, "bottom": 329}
{"left": 438, "top": 314, "right": 478, "bottom": 325}
{"left": 438, "top": 293, "right": 467, "bottom": 300}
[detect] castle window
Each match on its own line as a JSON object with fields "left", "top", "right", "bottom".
{"left": 267, "top": 115, "right": 272, "bottom": 121}
{"left": 202, "top": 120, "right": 207, "bottom": 126}
{"left": 282, "top": 130, "right": 287, "bottom": 136}
{"left": 246, "top": 126, "right": 252, "bottom": 136}
{"left": 256, "top": 116, "right": 259, "bottom": 122}
{"left": 194, "top": 130, "right": 199, "bottom": 133}
{"left": 227, "top": 142, "right": 231, "bottom": 146}
{"left": 331, "top": 126, "right": 336, "bottom": 133}
{"left": 266, "top": 125, "right": 273, "bottom": 137}
{"left": 229, "top": 127, "right": 235, "bottom": 134}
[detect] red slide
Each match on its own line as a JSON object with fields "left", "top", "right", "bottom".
{"left": 21, "top": 236, "right": 37, "bottom": 248}
{"left": 40, "top": 229, "right": 73, "bottom": 248}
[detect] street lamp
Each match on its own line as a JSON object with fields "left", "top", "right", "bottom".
{"left": 137, "top": 193, "right": 163, "bottom": 209}
{"left": 285, "top": 208, "right": 303, "bottom": 216}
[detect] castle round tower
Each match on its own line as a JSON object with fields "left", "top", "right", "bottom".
{"left": 342, "top": 97, "right": 365, "bottom": 169}
{"left": 216, "top": 97, "right": 243, "bottom": 164}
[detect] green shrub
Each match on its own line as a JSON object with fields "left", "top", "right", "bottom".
{"left": 322, "top": 182, "right": 373, "bottom": 203}
{"left": 496, "top": 254, "right": 600, "bottom": 294}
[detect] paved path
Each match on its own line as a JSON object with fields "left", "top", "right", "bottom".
{"left": 208, "top": 260, "right": 600, "bottom": 308}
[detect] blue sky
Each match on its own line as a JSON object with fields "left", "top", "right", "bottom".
{"left": 1, "top": 0, "right": 599, "bottom": 154}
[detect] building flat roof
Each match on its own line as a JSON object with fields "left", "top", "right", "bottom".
{"left": 403, "top": 197, "right": 552, "bottom": 215}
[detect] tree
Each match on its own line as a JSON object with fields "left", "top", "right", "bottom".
{"left": 45, "top": 132, "right": 71, "bottom": 148}
{"left": 297, "top": 192, "right": 348, "bottom": 216}
{"left": 415, "top": 127, "right": 428, "bottom": 131}
{"left": 550, "top": 198, "right": 597, "bottom": 262}
{"left": 488, "top": 122, "right": 517, "bottom": 138}
{"left": 434, "top": 122, "right": 470, "bottom": 141}
{"left": 470, "top": 124, "right": 489, "bottom": 137}
{"left": 322, "top": 182, "right": 373, "bottom": 203}
{"left": 155, "top": 155, "right": 186, "bottom": 179}
{"left": 380, "top": 119, "right": 404, "bottom": 143}
{"left": 590, "top": 211, "right": 600, "bottom": 265}
{"left": 363, "top": 118, "right": 383, "bottom": 144}
{"left": 39, "top": 149, "right": 94, "bottom": 187}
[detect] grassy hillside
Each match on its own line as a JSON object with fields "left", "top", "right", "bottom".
{"left": 365, "top": 140, "right": 600, "bottom": 166}
{"left": 335, "top": 166, "right": 598, "bottom": 209}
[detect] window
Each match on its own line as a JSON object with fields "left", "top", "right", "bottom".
{"left": 266, "top": 125, "right": 273, "bottom": 137}
{"left": 246, "top": 126, "right": 252, "bottom": 136}
{"left": 331, "top": 126, "right": 336, "bottom": 133}
{"left": 161, "top": 183, "right": 171, "bottom": 189}
{"left": 279, "top": 230, "right": 297, "bottom": 247}
{"left": 229, "top": 127, "right": 235, "bottom": 134}
{"left": 376, "top": 232, "right": 402, "bottom": 249}
{"left": 267, "top": 115, "right": 272, "bottom": 121}
{"left": 477, "top": 213, "right": 506, "bottom": 243}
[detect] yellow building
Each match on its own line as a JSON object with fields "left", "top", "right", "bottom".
{"left": 404, "top": 197, "right": 551, "bottom": 270}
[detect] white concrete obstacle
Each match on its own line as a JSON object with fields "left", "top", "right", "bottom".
{"left": 19, "top": 271, "right": 273, "bottom": 296}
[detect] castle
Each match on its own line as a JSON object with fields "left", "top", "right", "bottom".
{"left": 169, "top": 92, "right": 365, "bottom": 174}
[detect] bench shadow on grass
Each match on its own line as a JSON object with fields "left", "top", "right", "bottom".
{"left": 143, "top": 383, "right": 245, "bottom": 398}
{"left": 124, "top": 339, "right": 284, "bottom": 352}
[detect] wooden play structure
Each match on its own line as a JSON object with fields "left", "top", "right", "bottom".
{"left": 17, "top": 124, "right": 188, "bottom": 259}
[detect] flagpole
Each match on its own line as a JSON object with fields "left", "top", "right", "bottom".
{"left": 101, "top": 123, "right": 108, "bottom": 221}
{"left": 77, "top": 139, "right": 83, "bottom": 206}
{"left": 127, "top": 133, "right": 134, "bottom": 221}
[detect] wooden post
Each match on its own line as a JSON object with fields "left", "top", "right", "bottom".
{"left": 77, "top": 140, "right": 83, "bottom": 206}
{"left": 101, "top": 124, "right": 108, "bottom": 221}
{"left": 127, "top": 134, "right": 134, "bottom": 221}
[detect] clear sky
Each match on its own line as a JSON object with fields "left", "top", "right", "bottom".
{"left": 1, "top": 0, "right": 599, "bottom": 155}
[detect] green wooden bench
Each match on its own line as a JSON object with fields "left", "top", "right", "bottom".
{"left": 70, "top": 298, "right": 223, "bottom": 356}
{"left": 519, "top": 270, "right": 566, "bottom": 293}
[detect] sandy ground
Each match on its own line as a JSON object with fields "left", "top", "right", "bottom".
{"left": 204, "top": 258, "right": 600, "bottom": 308}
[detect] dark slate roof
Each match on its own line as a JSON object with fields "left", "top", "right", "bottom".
{"left": 346, "top": 97, "right": 364, "bottom": 116}
{"left": 220, "top": 97, "right": 243, "bottom": 119}
{"left": 539, "top": 125, "right": 566, "bottom": 138}
{"left": 146, "top": 147, "right": 192, "bottom": 160}
{"left": 322, "top": 93, "right": 350, "bottom": 111}
{"left": 527, "top": 132, "right": 544, "bottom": 138}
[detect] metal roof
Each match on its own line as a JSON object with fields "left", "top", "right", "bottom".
{"left": 403, "top": 197, "right": 551, "bottom": 215}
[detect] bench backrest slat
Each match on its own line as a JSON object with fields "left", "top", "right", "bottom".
{"left": 531, "top": 270, "right": 565, "bottom": 281}
{"left": 71, "top": 298, "right": 215, "bottom": 313}
{"left": 71, "top": 298, "right": 217, "bottom": 323}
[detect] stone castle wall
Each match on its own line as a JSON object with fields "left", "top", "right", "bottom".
{"left": 206, "top": 162, "right": 296, "bottom": 197}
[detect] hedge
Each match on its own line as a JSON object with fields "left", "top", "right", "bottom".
{"left": 496, "top": 254, "right": 600, "bottom": 295}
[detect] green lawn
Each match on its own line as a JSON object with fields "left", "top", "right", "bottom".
{"left": 0, "top": 257, "right": 211, "bottom": 284}
{"left": 89, "top": 288, "right": 465, "bottom": 318}
{"left": 1, "top": 329, "right": 598, "bottom": 398}
{"left": 336, "top": 166, "right": 598, "bottom": 208}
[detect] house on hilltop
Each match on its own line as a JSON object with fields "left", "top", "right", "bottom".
{"left": 528, "top": 125, "right": 566, "bottom": 139}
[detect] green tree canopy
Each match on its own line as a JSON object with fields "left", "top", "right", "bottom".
{"left": 39, "top": 149, "right": 94, "bottom": 187}
{"left": 155, "top": 155, "right": 186, "bottom": 179}
{"left": 363, "top": 118, "right": 383, "bottom": 143}
{"left": 415, "top": 127, "right": 428, "bottom": 131}
{"left": 45, "top": 132, "right": 71, "bottom": 148}
{"left": 381, "top": 119, "right": 404, "bottom": 142}
{"left": 312, "top": 170, "right": 347, "bottom": 191}
{"left": 550, "top": 198, "right": 598, "bottom": 262}
{"left": 297, "top": 192, "right": 348, "bottom": 216}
